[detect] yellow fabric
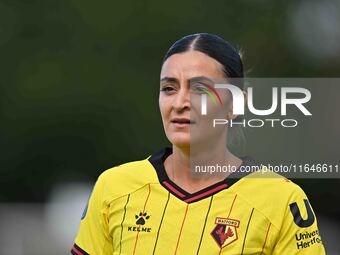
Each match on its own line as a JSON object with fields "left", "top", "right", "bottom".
{"left": 73, "top": 155, "right": 326, "bottom": 255}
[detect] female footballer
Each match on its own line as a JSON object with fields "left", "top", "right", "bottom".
{"left": 71, "top": 33, "right": 326, "bottom": 255}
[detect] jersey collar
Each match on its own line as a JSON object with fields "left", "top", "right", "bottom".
{"left": 148, "top": 146, "right": 258, "bottom": 204}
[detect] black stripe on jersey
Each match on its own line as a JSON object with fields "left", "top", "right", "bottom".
{"left": 148, "top": 147, "right": 260, "bottom": 204}
{"left": 152, "top": 192, "right": 170, "bottom": 255}
{"left": 196, "top": 196, "right": 213, "bottom": 255}
{"left": 119, "top": 194, "right": 130, "bottom": 255}
{"left": 71, "top": 243, "right": 89, "bottom": 255}
{"left": 241, "top": 208, "right": 254, "bottom": 255}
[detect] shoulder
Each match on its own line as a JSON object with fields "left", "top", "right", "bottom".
{"left": 233, "top": 169, "right": 310, "bottom": 230}
{"left": 238, "top": 170, "right": 306, "bottom": 198}
{"left": 94, "top": 155, "right": 159, "bottom": 203}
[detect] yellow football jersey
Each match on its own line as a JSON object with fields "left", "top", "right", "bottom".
{"left": 71, "top": 147, "right": 326, "bottom": 255}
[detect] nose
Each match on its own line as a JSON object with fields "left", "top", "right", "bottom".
{"left": 173, "top": 87, "right": 190, "bottom": 112}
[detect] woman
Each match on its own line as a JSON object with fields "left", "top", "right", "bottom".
{"left": 72, "top": 33, "right": 326, "bottom": 255}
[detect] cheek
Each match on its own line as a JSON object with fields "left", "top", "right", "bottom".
{"left": 194, "top": 92, "right": 231, "bottom": 125}
{"left": 159, "top": 96, "right": 171, "bottom": 119}
{"left": 218, "top": 91, "right": 233, "bottom": 115}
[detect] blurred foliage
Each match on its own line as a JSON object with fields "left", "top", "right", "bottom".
{"left": 0, "top": 0, "right": 339, "bottom": 218}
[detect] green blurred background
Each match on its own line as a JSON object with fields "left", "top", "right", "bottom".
{"left": 0, "top": 0, "right": 339, "bottom": 249}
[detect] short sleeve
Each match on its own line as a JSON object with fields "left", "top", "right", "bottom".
{"left": 272, "top": 185, "right": 326, "bottom": 255}
{"left": 71, "top": 174, "right": 113, "bottom": 255}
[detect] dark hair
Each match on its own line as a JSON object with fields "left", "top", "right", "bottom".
{"left": 162, "top": 33, "right": 244, "bottom": 89}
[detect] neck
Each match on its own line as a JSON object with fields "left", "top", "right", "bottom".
{"left": 165, "top": 140, "right": 241, "bottom": 193}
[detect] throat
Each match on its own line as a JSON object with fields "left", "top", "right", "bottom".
{"left": 164, "top": 153, "right": 233, "bottom": 194}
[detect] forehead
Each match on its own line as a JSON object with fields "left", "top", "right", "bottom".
{"left": 160, "top": 51, "right": 225, "bottom": 80}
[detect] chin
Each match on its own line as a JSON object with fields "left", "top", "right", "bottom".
{"left": 168, "top": 134, "right": 190, "bottom": 148}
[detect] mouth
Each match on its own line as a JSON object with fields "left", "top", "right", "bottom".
{"left": 171, "top": 118, "right": 196, "bottom": 127}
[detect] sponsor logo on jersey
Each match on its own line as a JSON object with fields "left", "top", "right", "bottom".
{"left": 289, "top": 199, "right": 315, "bottom": 228}
{"left": 289, "top": 200, "right": 323, "bottom": 250}
{"left": 211, "top": 217, "right": 240, "bottom": 248}
{"left": 128, "top": 212, "right": 152, "bottom": 233}
{"left": 295, "top": 229, "right": 323, "bottom": 250}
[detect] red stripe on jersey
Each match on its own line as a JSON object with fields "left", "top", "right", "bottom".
{"left": 132, "top": 184, "right": 152, "bottom": 255}
{"left": 184, "top": 184, "right": 228, "bottom": 203}
{"left": 162, "top": 181, "right": 186, "bottom": 198}
{"left": 260, "top": 223, "right": 271, "bottom": 255}
{"left": 227, "top": 194, "right": 237, "bottom": 218}
{"left": 143, "top": 183, "right": 151, "bottom": 212}
{"left": 72, "top": 246, "right": 84, "bottom": 255}
{"left": 174, "top": 204, "right": 189, "bottom": 255}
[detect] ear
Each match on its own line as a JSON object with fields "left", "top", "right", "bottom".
{"left": 227, "top": 111, "right": 238, "bottom": 121}
{"left": 227, "top": 90, "right": 246, "bottom": 120}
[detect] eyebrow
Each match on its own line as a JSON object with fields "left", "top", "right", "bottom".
{"left": 160, "top": 76, "right": 179, "bottom": 84}
{"left": 160, "top": 76, "right": 215, "bottom": 85}
{"left": 189, "top": 76, "right": 215, "bottom": 85}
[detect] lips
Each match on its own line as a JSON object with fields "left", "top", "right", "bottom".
{"left": 171, "top": 118, "right": 195, "bottom": 124}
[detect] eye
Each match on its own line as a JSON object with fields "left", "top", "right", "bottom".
{"left": 160, "top": 86, "right": 176, "bottom": 94}
{"left": 191, "top": 82, "right": 209, "bottom": 94}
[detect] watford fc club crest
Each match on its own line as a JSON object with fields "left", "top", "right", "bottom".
{"left": 211, "top": 217, "right": 240, "bottom": 248}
